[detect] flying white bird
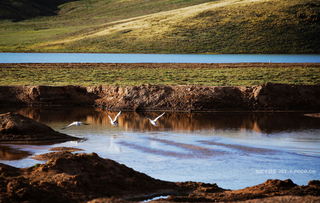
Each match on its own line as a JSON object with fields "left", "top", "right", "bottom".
{"left": 108, "top": 111, "right": 122, "bottom": 126}
{"left": 61, "top": 121, "right": 89, "bottom": 129}
{"left": 148, "top": 112, "right": 165, "bottom": 126}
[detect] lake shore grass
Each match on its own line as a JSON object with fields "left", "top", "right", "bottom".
{"left": 0, "top": 63, "right": 319, "bottom": 86}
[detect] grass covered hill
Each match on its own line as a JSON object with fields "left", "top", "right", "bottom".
{"left": 0, "top": 0, "right": 319, "bottom": 53}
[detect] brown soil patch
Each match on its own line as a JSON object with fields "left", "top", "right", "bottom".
{"left": 167, "top": 179, "right": 320, "bottom": 202}
{"left": 0, "top": 83, "right": 319, "bottom": 111}
{"left": 233, "top": 195, "right": 320, "bottom": 203}
{"left": 0, "top": 112, "right": 81, "bottom": 144}
{"left": 0, "top": 152, "right": 319, "bottom": 202}
{"left": 32, "top": 151, "right": 70, "bottom": 161}
{"left": 49, "top": 146, "right": 84, "bottom": 152}
{"left": 0, "top": 152, "right": 177, "bottom": 202}
{"left": 33, "top": 147, "right": 84, "bottom": 160}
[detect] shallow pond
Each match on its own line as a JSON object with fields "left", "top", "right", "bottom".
{"left": 0, "top": 107, "right": 319, "bottom": 189}
{"left": 1, "top": 53, "right": 320, "bottom": 63}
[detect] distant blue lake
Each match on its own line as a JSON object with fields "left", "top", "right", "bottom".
{"left": 0, "top": 53, "right": 320, "bottom": 63}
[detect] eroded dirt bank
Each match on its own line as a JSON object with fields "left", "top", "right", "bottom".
{"left": 0, "top": 83, "right": 320, "bottom": 111}
{"left": 0, "top": 152, "right": 178, "bottom": 203}
{"left": 0, "top": 112, "right": 80, "bottom": 144}
{"left": 0, "top": 151, "right": 319, "bottom": 203}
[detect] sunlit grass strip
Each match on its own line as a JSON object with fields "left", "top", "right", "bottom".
{"left": 0, "top": 65, "right": 319, "bottom": 86}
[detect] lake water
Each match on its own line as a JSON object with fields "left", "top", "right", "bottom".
{"left": 1, "top": 107, "right": 320, "bottom": 189}
{"left": 0, "top": 53, "right": 320, "bottom": 63}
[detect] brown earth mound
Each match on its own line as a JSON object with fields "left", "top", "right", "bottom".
{"left": 91, "top": 85, "right": 252, "bottom": 111}
{"left": 32, "top": 147, "right": 84, "bottom": 160}
{"left": 1, "top": 83, "right": 320, "bottom": 111}
{"left": 0, "top": 152, "right": 319, "bottom": 203}
{"left": 32, "top": 151, "right": 71, "bottom": 161}
{"left": 91, "top": 83, "right": 320, "bottom": 111}
{"left": 167, "top": 179, "right": 320, "bottom": 202}
{"left": 0, "top": 152, "right": 177, "bottom": 203}
{"left": 0, "top": 85, "right": 96, "bottom": 107}
{"left": 0, "top": 112, "right": 80, "bottom": 143}
{"left": 232, "top": 195, "right": 320, "bottom": 203}
{"left": 49, "top": 146, "right": 84, "bottom": 152}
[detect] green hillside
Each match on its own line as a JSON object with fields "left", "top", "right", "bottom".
{"left": 0, "top": 0, "right": 319, "bottom": 53}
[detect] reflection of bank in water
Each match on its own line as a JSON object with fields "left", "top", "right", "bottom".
{"left": 6, "top": 107, "right": 320, "bottom": 133}
{"left": 0, "top": 145, "right": 32, "bottom": 160}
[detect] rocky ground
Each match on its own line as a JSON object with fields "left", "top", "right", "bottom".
{"left": 0, "top": 152, "right": 178, "bottom": 203}
{"left": 0, "top": 112, "right": 80, "bottom": 143}
{"left": 0, "top": 151, "right": 319, "bottom": 203}
{"left": 0, "top": 83, "right": 319, "bottom": 111}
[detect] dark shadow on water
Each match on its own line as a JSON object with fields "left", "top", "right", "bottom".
{"left": 149, "top": 137, "right": 226, "bottom": 156}
{"left": 198, "top": 140, "right": 278, "bottom": 155}
{"left": 118, "top": 141, "right": 193, "bottom": 158}
{"left": 0, "top": 145, "right": 32, "bottom": 160}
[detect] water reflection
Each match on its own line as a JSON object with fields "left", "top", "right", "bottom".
{"left": 2, "top": 107, "right": 319, "bottom": 133}
{"left": 0, "top": 107, "right": 319, "bottom": 189}
{"left": 0, "top": 145, "right": 32, "bottom": 160}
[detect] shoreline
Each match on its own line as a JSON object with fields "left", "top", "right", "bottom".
{"left": 0, "top": 83, "right": 320, "bottom": 111}
{"left": 1, "top": 62, "right": 320, "bottom": 66}
{"left": 1, "top": 151, "right": 319, "bottom": 202}
{"left": 1, "top": 99, "right": 319, "bottom": 202}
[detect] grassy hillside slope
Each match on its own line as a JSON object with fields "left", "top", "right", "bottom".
{"left": 0, "top": 0, "right": 319, "bottom": 53}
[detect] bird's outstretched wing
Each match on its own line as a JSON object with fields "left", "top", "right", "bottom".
{"left": 114, "top": 111, "right": 122, "bottom": 121}
{"left": 61, "top": 122, "right": 76, "bottom": 130}
{"left": 108, "top": 115, "right": 113, "bottom": 122}
{"left": 154, "top": 112, "right": 165, "bottom": 122}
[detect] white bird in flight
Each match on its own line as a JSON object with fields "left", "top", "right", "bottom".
{"left": 108, "top": 111, "right": 121, "bottom": 126}
{"left": 148, "top": 112, "right": 165, "bottom": 126}
{"left": 61, "top": 121, "right": 89, "bottom": 129}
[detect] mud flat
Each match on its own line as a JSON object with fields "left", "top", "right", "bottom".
{"left": 0, "top": 151, "right": 319, "bottom": 203}
{"left": 0, "top": 83, "right": 319, "bottom": 111}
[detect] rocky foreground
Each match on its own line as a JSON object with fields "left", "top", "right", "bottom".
{"left": 0, "top": 151, "right": 319, "bottom": 203}
{"left": 0, "top": 83, "right": 320, "bottom": 111}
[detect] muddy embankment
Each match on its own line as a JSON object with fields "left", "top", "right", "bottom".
{"left": 0, "top": 112, "right": 80, "bottom": 144}
{"left": 0, "top": 83, "right": 320, "bottom": 111}
{"left": 0, "top": 151, "right": 319, "bottom": 203}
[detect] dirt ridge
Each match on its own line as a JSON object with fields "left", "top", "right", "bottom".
{"left": 0, "top": 152, "right": 319, "bottom": 202}
{"left": 0, "top": 112, "right": 80, "bottom": 143}
{"left": 0, "top": 83, "right": 319, "bottom": 111}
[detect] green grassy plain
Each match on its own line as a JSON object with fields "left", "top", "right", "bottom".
{"left": 0, "top": 0, "right": 319, "bottom": 53}
{"left": 0, "top": 63, "right": 319, "bottom": 86}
